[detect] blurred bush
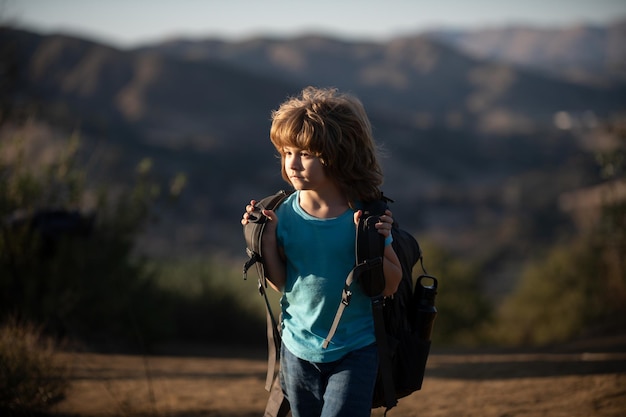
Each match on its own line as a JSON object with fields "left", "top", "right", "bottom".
{"left": 152, "top": 258, "right": 268, "bottom": 345}
{"left": 418, "top": 240, "right": 493, "bottom": 346}
{"left": 0, "top": 125, "right": 268, "bottom": 351}
{"left": 489, "top": 123, "right": 626, "bottom": 345}
{"left": 3, "top": 117, "right": 622, "bottom": 354}
{"left": 0, "top": 318, "right": 68, "bottom": 413}
{"left": 0, "top": 130, "right": 172, "bottom": 347}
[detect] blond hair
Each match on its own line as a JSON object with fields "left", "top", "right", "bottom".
{"left": 270, "top": 86, "right": 383, "bottom": 203}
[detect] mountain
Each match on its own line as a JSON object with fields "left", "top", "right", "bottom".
{"left": 1, "top": 27, "right": 300, "bottom": 253}
{"left": 425, "top": 18, "right": 626, "bottom": 87}
{"left": 1, "top": 26, "right": 621, "bottom": 297}
{"left": 1, "top": 28, "right": 297, "bottom": 149}
{"left": 136, "top": 33, "right": 624, "bottom": 134}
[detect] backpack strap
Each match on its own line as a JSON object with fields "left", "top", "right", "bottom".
{"left": 372, "top": 294, "right": 398, "bottom": 412}
{"left": 361, "top": 197, "right": 398, "bottom": 412}
{"left": 322, "top": 257, "right": 382, "bottom": 348}
{"left": 243, "top": 189, "right": 292, "bottom": 283}
{"left": 321, "top": 196, "right": 398, "bottom": 411}
{"left": 242, "top": 190, "right": 292, "bottom": 392}
{"left": 322, "top": 197, "right": 389, "bottom": 348}
{"left": 264, "top": 376, "right": 291, "bottom": 417}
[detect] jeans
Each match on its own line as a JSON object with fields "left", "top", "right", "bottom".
{"left": 280, "top": 343, "right": 379, "bottom": 417}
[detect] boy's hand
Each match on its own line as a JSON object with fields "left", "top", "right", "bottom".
{"left": 354, "top": 209, "right": 394, "bottom": 238}
{"left": 241, "top": 200, "right": 278, "bottom": 225}
{"left": 241, "top": 200, "right": 258, "bottom": 225}
{"left": 375, "top": 209, "right": 394, "bottom": 238}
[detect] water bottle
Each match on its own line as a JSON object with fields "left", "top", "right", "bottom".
{"left": 414, "top": 275, "right": 438, "bottom": 340}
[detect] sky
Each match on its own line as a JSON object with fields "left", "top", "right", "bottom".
{"left": 4, "top": 0, "right": 626, "bottom": 48}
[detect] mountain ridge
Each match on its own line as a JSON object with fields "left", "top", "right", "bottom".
{"left": 424, "top": 18, "right": 626, "bottom": 86}
{"left": 135, "top": 29, "right": 624, "bottom": 133}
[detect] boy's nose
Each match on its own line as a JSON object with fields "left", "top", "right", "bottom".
{"left": 288, "top": 157, "right": 302, "bottom": 170}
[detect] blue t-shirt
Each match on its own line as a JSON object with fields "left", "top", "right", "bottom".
{"left": 275, "top": 191, "right": 375, "bottom": 363}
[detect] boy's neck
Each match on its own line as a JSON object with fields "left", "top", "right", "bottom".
{"left": 298, "top": 188, "right": 349, "bottom": 219}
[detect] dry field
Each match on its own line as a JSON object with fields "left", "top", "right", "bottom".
{"left": 49, "top": 337, "right": 626, "bottom": 417}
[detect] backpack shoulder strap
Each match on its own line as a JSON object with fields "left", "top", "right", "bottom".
{"left": 242, "top": 189, "right": 293, "bottom": 394}
{"left": 243, "top": 189, "right": 292, "bottom": 281}
{"left": 362, "top": 196, "right": 399, "bottom": 412}
{"left": 322, "top": 196, "right": 388, "bottom": 349}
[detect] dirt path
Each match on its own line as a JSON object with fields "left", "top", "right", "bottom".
{"left": 50, "top": 344, "right": 626, "bottom": 417}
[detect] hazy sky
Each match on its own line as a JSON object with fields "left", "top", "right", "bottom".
{"left": 5, "top": 0, "right": 626, "bottom": 48}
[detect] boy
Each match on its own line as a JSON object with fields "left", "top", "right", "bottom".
{"left": 242, "top": 86, "right": 402, "bottom": 417}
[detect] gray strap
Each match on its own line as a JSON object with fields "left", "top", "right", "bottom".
{"left": 264, "top": 375, "right": 290, "bottom": 417}
{"left": 322, "top": 270, "right": 355, "bottom": 348}
{"left": 259, "top": 277, "right": 281, "bottom": 391}
{"left": 322, "top": 257, "right": 382, "bottom": 349}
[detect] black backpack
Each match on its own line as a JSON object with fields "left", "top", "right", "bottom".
{"left": 243, "top": 190, "right": 438, "bottom": 416}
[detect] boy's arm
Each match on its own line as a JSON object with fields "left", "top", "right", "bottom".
{"left": 355, "top": 208, "right": 403, "bottom": 296}
{"left": 382, "top": 244, "right": 402, "bottom": 297}
{"left": 260, "top": 210, "right": 286, "bottom": 292}
{"left": 377, "top": 209, "right": 402, "bottom": 296}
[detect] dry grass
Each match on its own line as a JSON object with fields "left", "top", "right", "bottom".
{"left": 0, "top": 320, "right": 68, "bottom": 413}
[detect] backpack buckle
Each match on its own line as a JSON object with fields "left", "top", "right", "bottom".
{"left": 341, "top": 287, "right": 352, "bottom": 306}
{"left": 243, "top": 249, "right": 262, "bottom": 279}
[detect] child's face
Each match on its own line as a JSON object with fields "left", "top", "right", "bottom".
{"left": 283, "top": 147, "right": 330, "bottom": 191}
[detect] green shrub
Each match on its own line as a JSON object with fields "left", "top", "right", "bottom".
{"left": 417, "top": 240, "right": 493, "bottom": 346}
{"left": 491, "top": 243, "right": 592, "bottom": 345}
{"left": 153, "top": 257, "right": 269, "bottom": 345}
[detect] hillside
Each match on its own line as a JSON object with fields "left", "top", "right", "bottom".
{"left": 1, "top": 25, "right": 623, "bottom": 297}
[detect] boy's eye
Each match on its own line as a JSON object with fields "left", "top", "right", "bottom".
{"left": 283, "top": 149, "right": 313, "bottom": 158}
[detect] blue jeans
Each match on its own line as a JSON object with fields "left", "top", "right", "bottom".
{"left": 280, "top": 343, "right": 379, "bottom": 417}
